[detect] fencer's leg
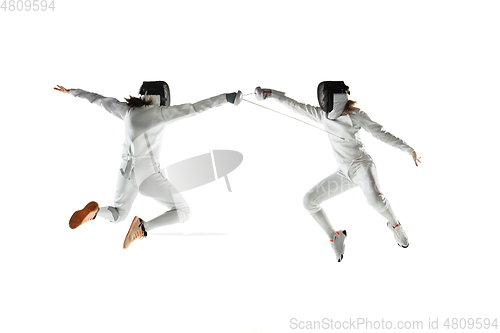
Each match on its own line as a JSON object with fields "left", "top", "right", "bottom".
{"left": 309, "top": 210, "right": 337, "bottom": 241}
{"left": 351, "top": 162, "right": 398, "bottom": 225}
{"left": 303, "top": 171, "right": 356, "bottom": 261}
{"left": 97, "top": 171, "right": 139, "bottom": 223}
{"left": 138, "top": 172, "right": 191, "bottom": 232}
{"left": 143, "top": 208, "right": 188, "bottom": 231}
{"left": 378, "top": 206, "right": 399, "bottom": 226}
{"left": 303, "top": 171, "right": 356, "bottom": 240}
{"left": 352, "top": 161, "right": 409, "bottom": 247}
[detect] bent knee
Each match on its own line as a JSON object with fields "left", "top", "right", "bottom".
{"left": 365, "top": 193, "right": 388, "bottom": 212}
{"left": 176, "top": 207, "right": 191, "bottom": 223}
{"left": 303, "top": 193, "right": 321, "bottom": 213}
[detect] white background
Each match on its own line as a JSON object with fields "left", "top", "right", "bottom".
{"left": 1, "top": 1, "right": 499, "bottom": 332}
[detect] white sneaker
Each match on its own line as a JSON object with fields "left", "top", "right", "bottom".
{"left": 387, "top": 222, "right": 409, "bottom": 248}
{"left": 330, "top": 230, "right": 347, "bottom": 262}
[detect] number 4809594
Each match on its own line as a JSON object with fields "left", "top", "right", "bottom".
{"left": 1, "top": 0, "right": 55, "bottom": 11}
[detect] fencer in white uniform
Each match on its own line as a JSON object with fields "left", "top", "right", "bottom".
{"left": 55, "top": 83, "right": 242, "bottom": 249}
{"left": 255, "top": 83, "right": 420, "bottom": 262}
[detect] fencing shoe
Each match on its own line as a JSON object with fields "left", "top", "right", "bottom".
{"left": 123, "top": 216, "right": 147, "bottom": 249}
{"left": 387, "top": 221, "right": 409, "bottom": 248}
{"left": 330, "top": 230, "right": 347, "bottom": 262}
{"left": 69, "top": 201, "right": 99, "bottom": 229}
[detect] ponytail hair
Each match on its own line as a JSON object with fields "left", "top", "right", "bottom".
{"left": 125, "top": 95, "right": 153, "bottom": 108}
{"left": 344, "top": 100, "right": 358, "bottom": 114}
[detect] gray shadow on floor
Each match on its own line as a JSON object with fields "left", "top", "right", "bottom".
{"left": 151, "top": 232, "right": 228, "bottom": 237}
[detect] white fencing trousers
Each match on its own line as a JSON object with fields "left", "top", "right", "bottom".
{"left": 303, "top": 159, "right": 398, "bottom": 239}
{"left": 96, "top": 170, "right": 190, "bottom": 232}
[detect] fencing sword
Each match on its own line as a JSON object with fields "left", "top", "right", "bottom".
{"left": 241, "top": 94, "right": 347, "bottom": 141}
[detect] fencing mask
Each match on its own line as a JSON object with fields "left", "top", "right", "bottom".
{"left": 139, "top": 81, "right": 170, "bottom": 107}
{"left": 317, "top": 81, "right": 350, "bottom": 120}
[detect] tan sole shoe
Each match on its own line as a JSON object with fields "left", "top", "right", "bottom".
{"left": 69, "top": 201, "right": 99, "bottom": 229}
{"left": 123, "top": 216, "right": 147, "bottom": 249}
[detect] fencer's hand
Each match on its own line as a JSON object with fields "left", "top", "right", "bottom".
{"left": 54, "top": 85, "right": 70, "bottom": 94}
{"left": 410, "top": 151, "right": 421, "bottom": 167}
{"left": 262, "top": 88, "right": 272, "bottom": 99}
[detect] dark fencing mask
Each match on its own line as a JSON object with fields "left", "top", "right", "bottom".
{"left": 139, "top": 81, "right": 170, "bottom": 106}
{"left": 317, "top": 81, "right": 350, "bottom": 120}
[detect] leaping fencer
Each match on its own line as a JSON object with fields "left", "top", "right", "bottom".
{"left": 55, "top": 82, "right": 243, "bottom": 249}
{"left": 254, "top": 82, "right": 420, "bottom": 262}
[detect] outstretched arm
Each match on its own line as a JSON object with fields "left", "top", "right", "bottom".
{"left": 54, "top": 85, "right": 128, "bottom": 120}
{"left": 160, "top": 93, "right": 238, "bottom": 122}
{"left": 257, "top": 88, "right": 324, "bottom": 123}
{"left": 354, "top": 110, "right": 421, "bottom": 166}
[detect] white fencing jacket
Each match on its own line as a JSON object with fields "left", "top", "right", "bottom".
{"left": 70, "top": 89, "right": 228, "bottom": 185}
{"left": 271, "top": 92, "right": 414, "bottom": 176}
